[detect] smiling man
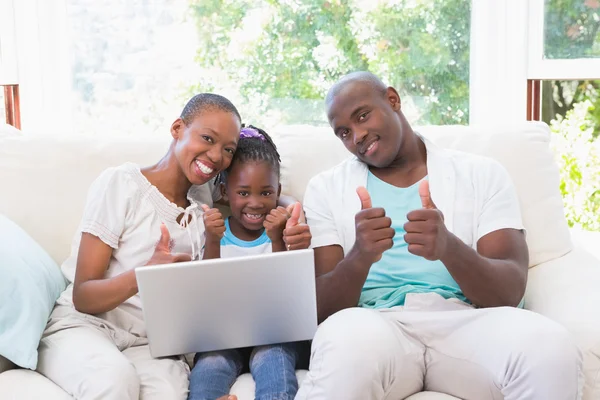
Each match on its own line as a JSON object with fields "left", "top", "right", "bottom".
{"left": 296, "top": 72, "right": 582, "bottom": 400}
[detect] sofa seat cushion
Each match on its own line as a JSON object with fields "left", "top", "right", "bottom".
{"left": 231, "top": 370, "right": 460, "bottom": 399}
{"left": 0, "top": 369, "right": 72, "bottom": 400}
{"left": 0, "top": 369, "right": 461, "bottom": 400}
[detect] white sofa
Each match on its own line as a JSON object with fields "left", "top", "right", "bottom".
{"left": 0, "top": 122, "right": 599, "bottom": 400}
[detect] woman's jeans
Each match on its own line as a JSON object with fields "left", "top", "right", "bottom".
{"left": 188, "top": 342, "right": 299, "bottom": 400}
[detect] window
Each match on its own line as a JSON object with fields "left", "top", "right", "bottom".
{"left": 541, "top": 81, "right": 600, "bottom": 231}
{"left": 65, "top": 0, "right": 471, "bottom": 135}
{"left": 528, "top": 0, "right": 600, "bottom": 231}
{"left": 544, "top": 0, "right": 600, "bottom": 59}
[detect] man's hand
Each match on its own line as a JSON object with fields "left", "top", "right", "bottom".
{"left": 404, "top": 180, "right": 449, "bottom": 261}
{"left": 264, "top": 206, "right": 291, "bottom": 242}
{"left": 283, "top": 202, "right": 312, "bottom": 250}
{"left": 145, "top": 223, "right": 192, "bottom": 266}
{"left": 202, "top": 204, "right": 226, "bottom": 243}
{"left": 351, "top": 187, "right": 394, "bottom": 265}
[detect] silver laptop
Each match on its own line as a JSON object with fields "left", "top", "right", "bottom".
{"left": 135, "top": 249, "right": 317, "bottom": 358}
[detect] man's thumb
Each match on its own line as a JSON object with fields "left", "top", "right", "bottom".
{"left": 356, "top": 186, "right": 372, "bottom": 210}
{"left": 286, "top": 202, "right": 302, "bottom": 228}
{"left": 419, "top": 180, "right": 437, "bottom": 209}
{"left": 158, "top": 223, "right": 171, "bottom": 249}
{"left": 201, "top": 204, "right": 210, "bottom": 212}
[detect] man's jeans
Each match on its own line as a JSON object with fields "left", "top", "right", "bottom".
{"left": 188, "top": 343, "right": 298, "bottom": 400}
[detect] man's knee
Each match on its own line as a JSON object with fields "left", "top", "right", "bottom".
{"left": 495, "top": 308, "right": 581, "bottom": 373}
{"left": 312, "top": 308, "right": 398, "bottom": 363}
{"left": 518, "top": 312, "right": 580, "bottom": 367}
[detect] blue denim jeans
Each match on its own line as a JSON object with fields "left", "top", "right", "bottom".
{"left": 188, "top": 342, "right": 299, "bottom": 400}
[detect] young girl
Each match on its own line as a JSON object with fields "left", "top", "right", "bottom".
{"left": 188, "top": 126, "right": 312, "bottom": 400}
{"left": 36, "top": 93, "right": 244, "bottom": 400}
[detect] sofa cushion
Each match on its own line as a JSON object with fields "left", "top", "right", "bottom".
{"left": 526, "top": 247, "right": 600, "bottom": 400}
{"left": 0, "top": 122, "right": 570, "bottom": 269}
{"left": 0, "top": 134, "right": 171, "bottom": 265}
{"left": 230, "top": 371, "right": 460, "bottom": 400}
{"left": 0, "top": 355, "right": 16, "bottom": 374}
{"left": 0, "top": 369, "right": 72, "bottom": 400}
{"left": 0, "top": 215, "right": 66, "bottom": 369}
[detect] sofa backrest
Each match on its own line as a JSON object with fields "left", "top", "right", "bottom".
{"left": 0, "top": 122, "right": 571, "bottom": 268}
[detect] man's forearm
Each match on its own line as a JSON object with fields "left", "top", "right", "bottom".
{"left": 442, "top": 233, "right": 526, "bottom": 307}
{"left": 316, "top": 252, "right": 371, "bottom": 323}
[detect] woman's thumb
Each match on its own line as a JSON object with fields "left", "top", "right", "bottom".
{"left": 157, "top": 223, "right": 171, "bottom": 249}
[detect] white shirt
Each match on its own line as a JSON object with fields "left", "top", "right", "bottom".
{"left": 57, "top": 162, "right": 220, "bottom": 329}
{"left": 303, "top": 136, "right": 525, "bottom": 255}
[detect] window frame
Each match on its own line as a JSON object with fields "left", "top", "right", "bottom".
{"left": 527, "top": 0, "right": 600, "bottom": 80}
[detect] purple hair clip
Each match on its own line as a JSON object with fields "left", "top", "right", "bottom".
{"left": 240, "top": 127, "right": 265, "bottom": 141}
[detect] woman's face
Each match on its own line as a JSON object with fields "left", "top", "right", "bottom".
{"left": 172, "top": 110, "right": 241, "bottom": 185}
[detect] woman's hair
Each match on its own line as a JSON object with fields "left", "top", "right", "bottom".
{"left": 220, "top": 124, "right": 281, "bottom": 184}
{"left": 180, "top": 93, "right": 241, "bottom": 125}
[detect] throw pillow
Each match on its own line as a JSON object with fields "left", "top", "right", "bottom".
{"left": 0, "top": 214, "right": 66, "bottom": 369}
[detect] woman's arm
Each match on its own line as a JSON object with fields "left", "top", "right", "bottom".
{"left": 72, "top": 233, "right": 138, "bottom": 314}
{"left": 73, "top": 224, "right": 191, "bottom": 315}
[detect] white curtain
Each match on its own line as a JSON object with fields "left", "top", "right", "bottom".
{"left": 8, "top": 0, "right": 72, "bottom": 133}
{"left": 469, "top": 0, "right": 530, "bottom": 125}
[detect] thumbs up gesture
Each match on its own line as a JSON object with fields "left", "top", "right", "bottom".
{"left": 352, "top": 187, "right": 394, "bottom": 265}
{"left": 145, "top": 223, "right": 192, "bottom": 266}
{"left": 404, "top": 180, "right": 448, "bottom": 261}
{"left": 201, "top": 204, "right": 226, "bottom": 243}
{"left": 281, "top": 202, "right": 312, "bottom": 251}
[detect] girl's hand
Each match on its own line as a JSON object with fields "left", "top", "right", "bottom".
{"left": 264, "top": 206, "right": 291, "bottom": 242}
{"left": 201, "top": 204, "right": 226, "bottom": 243}
{"left": 146, "top": 223, "right": 192, "bottom": 265}
{"left": 283, "top": 202, "right": 312, "bottom": 251}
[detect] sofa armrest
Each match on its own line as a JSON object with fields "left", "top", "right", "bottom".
{"left": 525, "top": 246, "right": 600, "bottom": 400}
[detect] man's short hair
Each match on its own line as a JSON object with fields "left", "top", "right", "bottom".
{"left": 326, "top": 71, "right": 388, "bottom": 105}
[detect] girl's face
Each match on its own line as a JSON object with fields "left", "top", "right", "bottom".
{"left": 172, "top": 110, "right": 241, "bottom": 185}
{"left": 223, "top": 160, "right": 281, "bottom": 232}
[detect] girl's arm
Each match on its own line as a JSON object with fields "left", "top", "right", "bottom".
{"left": 202, "top": 238, "right": 221, "bottom": 259}
{"left": 202, "top": 205, "right": 225, "bottom": 259}
{"left": 73, "top": 225, "right": 191, "bottom": 314}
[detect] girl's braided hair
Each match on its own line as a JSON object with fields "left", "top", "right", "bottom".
{"left": 219, "top": 124, "right": 281, "bottom": 185}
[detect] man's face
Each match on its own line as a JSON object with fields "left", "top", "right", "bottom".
{"left": 327, "top": 83, "right": 403, "bottom": 168}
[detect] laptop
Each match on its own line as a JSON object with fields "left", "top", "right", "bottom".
{"left": 135, "top": 249, "right": 317, "bottom": 358}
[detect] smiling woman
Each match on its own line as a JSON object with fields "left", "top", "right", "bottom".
{"left": 33, "top": 93, "right": 243, "bottom": 400}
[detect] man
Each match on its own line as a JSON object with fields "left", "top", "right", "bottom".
{"left": 295, "top": 72, "right": 582, "bottom": 400}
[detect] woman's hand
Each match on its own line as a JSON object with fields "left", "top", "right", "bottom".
{"left": 283, "top": 202, "right": 312, "bottom": 251}
{"left": 145, "top": 223, "right": 193, "bottom": 265}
